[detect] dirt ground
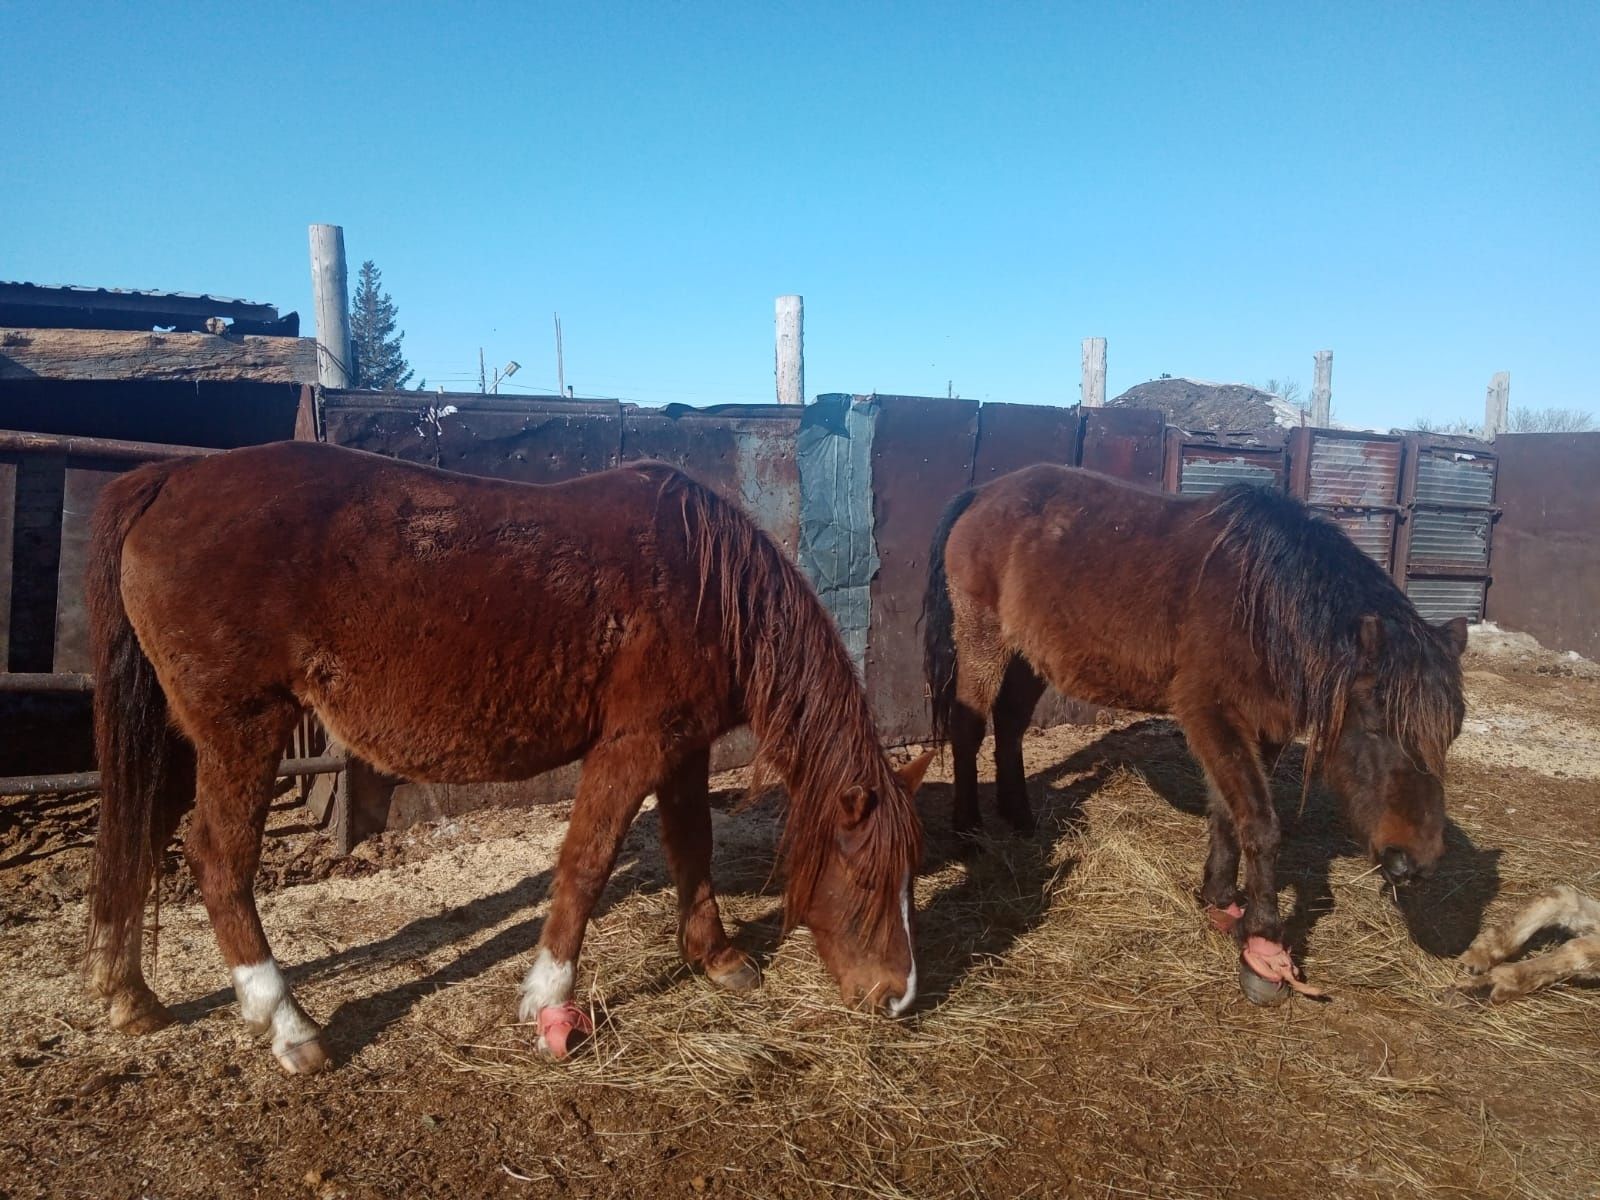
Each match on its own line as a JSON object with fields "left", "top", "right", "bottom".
{"left": 2, "top": 632, "right": 1598, "bottom": 1200}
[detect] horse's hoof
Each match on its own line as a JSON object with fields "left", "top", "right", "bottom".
{"left": 1238, "top": 959, "right": 1291, "bottom": 1007}
{"left": 108, "top": 991, "right": 175, "bottom": 1036}
{"left": 274, "top": 1035, "right": 333, "bottom": 1075}
{"left": 707, "top": 953, "right": 762, "bottom": 992}
{"left": 536, "top": 1003, "right": 594, "bottom": 1061}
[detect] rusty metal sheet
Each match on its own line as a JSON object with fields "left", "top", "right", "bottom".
{"left": 1414, "top": 449, "right": 1496, "bottom": 507}
{"left": 972, "top": 403, "right": 1079, "bottom": 483}
{"left": 1081, "top": 406, "right": 1165, "bottom": 485}
{"left": 1321, "top": 509, "right": 1397, "bottom": 570}
{"left": 1483, "top": 433, "right": 1600, "bottom": 659}
{"left": 436, "top": 400, "right": 622, "bottom": 484}
{"left": 1178, "top": 448, "right": 1285, "bottom": 495}
{"left": 1306, "top": 433, "right": 1403, "bottom": 506}
{"left": 0, "top": 461, "right": 14, "bottom": 668}
{"left": 865, "top": 395, "right": 979, "bottom": 744}
{"left": 1406, "top": 577, "right": 1486, "bottom": 623}
{"left": 321, "top": 400, "right": 439, "bottom": 465}
{"left": 622, "top": 406, "right": 801, "bottom": 554}
{"left": 1407, "top": 508, "right": 1491, "bottom": 570}
{"left": 53, "top": 466, "right": 119, "bottom": 673}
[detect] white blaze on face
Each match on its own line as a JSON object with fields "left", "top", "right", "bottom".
{"left": 518, "top": 948, "right": 575, "bottom": 1023}
{"left": 888, "top": 873, "right": 917, "bottom": 1018}
{"left": 232, "top": 960, "right": 320, "bottom": 1056}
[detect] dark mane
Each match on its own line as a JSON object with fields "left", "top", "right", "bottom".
{"left": 1203, "top": 484, "right": 1465, "bottom": 775}
{"left": 664, "top": 472, "right": 922, "bottom": 947}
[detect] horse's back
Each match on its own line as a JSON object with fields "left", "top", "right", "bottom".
{"left": 943, "top": 464, "right": 1208, "bottom": 710}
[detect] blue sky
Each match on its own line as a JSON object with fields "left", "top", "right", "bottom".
{"left": 5, "top": 2, "right": 1596, "bottom": 429}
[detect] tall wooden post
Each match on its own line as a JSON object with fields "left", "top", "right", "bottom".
{"left": 1484, "top": 371, "right": 1510, "bottom": 438}
{"left": 775, "top": 295, "right": 804, "bottom": 406}
{"left": 1311, "top": 350, "right": 1333, "bottom": 427}
{"left": 308, "top": 224, "right": 351, "bottom": 388}
{"left": 1080, "top": 337, "right": 1106, "bottom": 408}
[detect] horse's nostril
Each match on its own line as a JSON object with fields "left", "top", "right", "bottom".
{"left": 1380, "top": 846, "right": 1416, "bottom": 885}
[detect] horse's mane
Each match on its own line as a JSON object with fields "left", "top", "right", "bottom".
{"left": 1202, "top": 485, "right": 1465, "bottom": 775}
{"left": 660, "top": 469, "right": 921, "bottom": 947}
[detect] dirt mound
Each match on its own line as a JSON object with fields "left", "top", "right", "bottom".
{"left": 1111, "top": 377, "right": 1301, "bottom": 431}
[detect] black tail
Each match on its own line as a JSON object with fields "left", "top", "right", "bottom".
{"left": 921, "top": 487, "right": 979, "bottom": 746}
{"left": 85, "top": 461, "right": 182, "bottom": 973}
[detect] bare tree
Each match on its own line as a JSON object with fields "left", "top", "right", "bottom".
{"left": 1258, "top": 377, "right": 1304, "bottom": 407}
{"left": 1507, "top": 406, "right": 1595, "bottom": 433}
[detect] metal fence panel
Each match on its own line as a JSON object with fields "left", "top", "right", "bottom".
{"left": 1415, "top": 451, "right": 1496, "bottom": 507}
{"left": 1178, "top": 451, "right": 1284, "bottom": 495}
{"left": 1406, "top": 577, "right": 1487, "bottom": 622}
{"left": 1324, "top": 509, "right": 1398, "bottom": 570}
{"left": 1306, "top": 434, "right": 1403, "bottom": 507}
{"left": 1407, "top": 508, "right": 1492, "bottom": 570}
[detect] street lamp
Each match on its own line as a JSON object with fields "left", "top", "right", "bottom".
{"left": 491, "top": 360, "right": 521, "bottom": 393}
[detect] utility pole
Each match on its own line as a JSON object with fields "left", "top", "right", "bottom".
{"left": 479, "top": 347, "right": 487, "bottom": 395}
{"left": 1080, "top": 337, "right": 1106, "bottom": 408}
{"left": 554, "top": 313, "right": 566, "bottom": 399}
{"left": 775, "top": 295, "right": 804, "bottom": 406}
{"left": 308, "top": 224, "right": 351, "bottom": 388}
{"left": 1311, "top": 350, "right": 1333, "bottom": 426}
{"left": 1484, "top": 372, "right": 1510, "bottom": 438}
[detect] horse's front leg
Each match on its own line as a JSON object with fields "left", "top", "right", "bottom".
{"left": 520, "top": 735, "right": 657, "bottom": 1059}
{"left": 1184, "top": 710, "right": 1314, "bottom": 1005}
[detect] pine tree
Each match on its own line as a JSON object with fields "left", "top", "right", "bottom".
{"left": 348, "top": 260, "right": 414, "bottom": 389}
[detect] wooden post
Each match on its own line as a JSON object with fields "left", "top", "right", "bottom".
{"left": 1080, "top": 337, "right": 1106, "bottom": 407}
{"left": 1311, "top": 350, "right": 1333, "bottom": 426}
{"left": 308, "top": 224, "right": 351, "bottom": 388}
{"left": 775, "top": 295, "right": 804, "bottom": 406}
{"left": 1484, "top": 371, "right": 1510, "bottom": 438}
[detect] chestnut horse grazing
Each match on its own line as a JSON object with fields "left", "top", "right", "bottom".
{"left": 922, "top": 464, "right": 1467, "bottom": 1003}
{"left": 86, "top": 442, "right": 926, "bottom": 1074}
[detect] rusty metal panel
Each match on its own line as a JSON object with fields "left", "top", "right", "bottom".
{"left": 1406, "top": 577, "right": 1486, "bottom": 623}
{"left": 53, "top": 466, "right": 119, "bottom": 673}
{"left": 622, "top": 405, "right": 801, "bottom": 554}
{"left": 435, "top": 400, "right": 622, "bottom": 484}
{"left": 1323, "top": 509, "right": 1397, "bottom": 571}
{"left": 1081, "top": 406, "right": 1165, "bottom": 484}
{"left": 321, "top": 400, "right": 439, "bottom": 465}
{"left": 1407, "top": 508, "right": 1491, "bottom": 570}
{"left": 1178, "top": 448, "right": 1284, "bottom": 495}
{"left": 1306, "top": 433, "right": 1403, "bottom": 506}
{"left": 1483, "top": 433, "right": 1600, "bottom": 660}
{"left": 1415, "top": 449, "right": 1496, "bottom": 507}
{"left": 866, "top": 395, "right": 979, "bottom": 744}
{"left": 972, "top": 403, "right": 1079, "bottom": 482}
{"left": 0, "top": 461, "right": 14, "bottom": 668}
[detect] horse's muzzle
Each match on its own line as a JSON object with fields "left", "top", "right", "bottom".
{"left": 1379, "top": 846, "right": 1423, "bottom": 887}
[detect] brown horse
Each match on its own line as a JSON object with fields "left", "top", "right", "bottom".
{"left": 921, "top": 464, "right": 1467, "bottom": 1003}
{"left": 86, "top": 441, "right": 927, "bottom": 1074}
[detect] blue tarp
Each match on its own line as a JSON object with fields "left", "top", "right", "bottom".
{"left": 797, "top": 394, "right": 879, "bottom": 673}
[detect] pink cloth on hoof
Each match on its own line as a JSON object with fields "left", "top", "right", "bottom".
{"left": 1205, "top": 902, "right": 1245, "bottom": 934}
{"left": 538, "top": 1003, "right": 594, "bottom": 1059}
{"left": 1242, "top": 936, "right": 1328, "bottom": 998}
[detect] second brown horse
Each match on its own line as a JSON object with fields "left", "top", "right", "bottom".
{"left": 923, "top": 464, "right": 1467, "bottom": 1003}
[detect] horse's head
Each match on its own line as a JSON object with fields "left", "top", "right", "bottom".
{"left": 798, "top": 751, "right": 931, "bottom": 1017}
{"left": 1324, "top": 614, "right": 1469, "bottom": 888}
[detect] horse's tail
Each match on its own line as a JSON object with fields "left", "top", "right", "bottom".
{"left": 922, "top": 487, "right": 979, "bottom": 747}
{"left": 85, "top": 461, "right": 182, "bottom": 977}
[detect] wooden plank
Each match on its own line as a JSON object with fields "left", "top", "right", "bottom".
{"left": 1080, "top": 337, "right": 1106, "bottom": 407}
{"left": 0, "top": 461, "right": 14, "bottom": 668}
{"left": 53, "top": 467, "right": 119, "bottom": 673}
{"left": 1311, "top": 350, "right": 1333, "bottom": 426}
{"left": 1484, "top": 371, "right": 1510, "bottom": 439}
{"left": 0, "top": 328, "right": 318, "bottom": 384}
{"left": 775, "top": 295, "right": 804, "bottom": 406}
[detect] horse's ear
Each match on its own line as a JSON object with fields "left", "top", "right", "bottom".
{"left": 895, "top": 749, "right": 936, "bottom": 795}
{"left": 838, "top": 784, "right": 876, "bottom": 829}
{"left": 1441, "top": 616, "right": 1469, "bottom": 658}
{"left": 1358, "top": 614, "right": 1385, "bottom": 661}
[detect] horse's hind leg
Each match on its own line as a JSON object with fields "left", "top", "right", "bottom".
{"left": 185, "top": 704, "right": 328, "bottom": 1074}
{"left": 991, "top": 657, "right": 1046, "bottom": 834}
{"left": 656, "top": 747, "right": 759, "bottom": 991}
{"left": 1199, "top": 782, "right": 1244, "bottom": 934}
{"left": 520, "top": 732, "right": 660, "bottom": 1059}
{"left": 950, "top": 596, "right": 1008, "bottom": 840}
{"left": 91, "top": 734, "right": 196, "bottom": 1034}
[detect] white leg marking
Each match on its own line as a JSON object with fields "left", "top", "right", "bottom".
{"left": 232, "top": 960, "right": 321, "bottom": 1056}
{"left": 518, "top": 948, "right": 575, "bottom": 1024}
{"left": 888, "top": 874, "right": 917, "bottom": 1018}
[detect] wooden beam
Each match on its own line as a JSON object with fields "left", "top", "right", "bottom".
{"left": 309, "top": 224, "right": 352, "bottom": 388}
{"left": 1311, "top": 349, "right": 1333, "bottom": 426}
{"left": 0, "top": 327, "right": 317, "bottom": 384}
{"left": 1080, "top": 336, "right": 1106, "bottom": 407}
{"left": 1485, "top": 371, "right": 1510, "bottom": 438}
{"left": 775, "top": 295, "right": 804, "bottom": 406}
